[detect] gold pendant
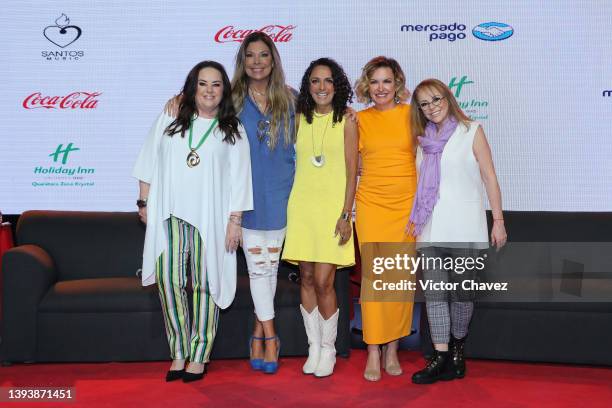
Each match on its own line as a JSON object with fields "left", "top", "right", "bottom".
{"left": 187, "top": 150, "right": 200, "bottom": 167}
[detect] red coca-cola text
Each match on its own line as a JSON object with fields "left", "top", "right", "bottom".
{"left": 22, "top": 92, "right": 101, "bottom": 110}
{"left": 214, "top": 25, "right": 296, "bottom": 43}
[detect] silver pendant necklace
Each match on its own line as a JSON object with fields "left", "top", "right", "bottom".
{"left": 311, "top": 111, "right": 331, "bottom": 168}
{"left": 250, "top": 87, "right": 268, "bottom": 115}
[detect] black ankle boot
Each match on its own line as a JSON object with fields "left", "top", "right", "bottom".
{"left": 411, "top": 350, "right": 455, "bottom": 384}
{"left": 450, "top": 335, "right": 466, "bottom": 379}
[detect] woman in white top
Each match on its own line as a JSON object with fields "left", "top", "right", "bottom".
{"left": 406, "top": 78, "right": 506, "bottom": 384}
{"left": 133, "top": 61, "right": 253, "bottom": 382}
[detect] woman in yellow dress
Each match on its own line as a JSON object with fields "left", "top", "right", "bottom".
{"left": 354, "top": 56, "right": 417, "bottom": 381}
{"left": 282, "top": 58, "right": 358, "bottom": 378}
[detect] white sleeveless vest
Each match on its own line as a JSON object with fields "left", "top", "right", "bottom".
{"left": 416, "top": 121, "right": 488, "bottom": 248}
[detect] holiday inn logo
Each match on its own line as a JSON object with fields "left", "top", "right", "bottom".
{"left": 448, "top": 75, "right": 488, "bottom": 120}
{"left": 49, "top": 143, "right": 80, "bottom": 164}
{"left": 449, "top": 76, "right": 474, "bottom": 98}
{"left": 32, "top": 143, "right": 95, "bottom": 187}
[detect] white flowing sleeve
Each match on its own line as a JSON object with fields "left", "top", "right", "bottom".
{"left": 228, "top": 124, "right": 253, "bottom": 213}
{"left": 132, "top": 112, "right": 172, "bottom": 183}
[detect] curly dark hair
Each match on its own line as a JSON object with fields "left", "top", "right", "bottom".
{"left": 165, "top": 60, "right": 241, "bottom": 144}
{"left": 296, "top": 58, "right": 353, "bottom": 125}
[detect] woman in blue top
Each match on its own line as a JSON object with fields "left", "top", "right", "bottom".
{"left": 231, "top": 32, "right": 295, "bottom": 374}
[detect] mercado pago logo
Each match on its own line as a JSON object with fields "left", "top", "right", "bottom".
{"left": 42, "top": 13, "right": 85, "bottom": 61}
{"left": 32, "top": 143, "right": 95, "bottom": 188}
{"left": 400, "top": 22, "right": 468, "bottom": 42}
{"left": 22, "top": 92, "right": 101, "bottom": 110}
{"left": 472, "top": 22, "right": 514, "bottom": 41}
{"left": 214, "top": 25, "right": 296, "bottom": 43}
{"left": 400, "top": 21, "right": 513, "bottom": 43}
{"left": 448, "top": 75, "right": 488, "bottom": 121}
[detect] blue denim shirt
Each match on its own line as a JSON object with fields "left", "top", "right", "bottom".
{"left": 240, "top": 95, "right": 295, "bottom": 230}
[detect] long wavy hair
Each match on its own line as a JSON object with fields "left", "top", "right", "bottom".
{"left": 410, "top": 78, "right": 471, "bottom": 142}
{"left": 296, "top": 58, "right": 353, "bottom": 125}
{"left": 165, "top": 60, "right": 241, "bottom": 144}
{"left": 231, "top": 32, "right": 294, "bottom": 149}
{"left": 354, "top": 56, "right": 410, "bottom": 105}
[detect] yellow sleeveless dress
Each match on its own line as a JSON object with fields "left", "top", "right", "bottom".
{"left": 282, "top": 112, "right": 355, "bottom": 267}
{"left": 356, "top": 103, "right": 417, "bottom": 344}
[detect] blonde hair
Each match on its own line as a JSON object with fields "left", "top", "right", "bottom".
{"left": 354, "top": 56, "right": 410, "bottom": 104}
{"left": 231, "top": 32, "right": 294, "bottom": 149}
{"left": 410, "top": 78, "right": 471, "bottom": 142}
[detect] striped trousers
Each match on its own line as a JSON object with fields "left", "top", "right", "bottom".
{"left": 156, "top": 216, "right": 219, "bottom": 363}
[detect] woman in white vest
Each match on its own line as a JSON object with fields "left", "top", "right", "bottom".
{"left": 406, "top": 78, "right": 507, "bottom": 384}
{"left": 133, "top": 61, "right": 253, "bottom": 382}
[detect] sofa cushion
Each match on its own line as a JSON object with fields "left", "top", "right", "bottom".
{"left": 17, "top": 211, "right": 145, "bottom": 281}
{"left": 474, "top": 301, "right": 612, "bottom": 313}
{"left": 39, "top": 277, "right": 161, "bottom": 313}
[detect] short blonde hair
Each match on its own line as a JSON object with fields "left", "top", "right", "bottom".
{"left": 355, "top": 56, "right": 410, "bottom": 104}
{"left": 410, "top": 78, "right": 471, "bottom": 142}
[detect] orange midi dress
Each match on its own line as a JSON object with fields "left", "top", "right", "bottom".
{"left": 355, "top": 103, "right": 417, "bottom": 344}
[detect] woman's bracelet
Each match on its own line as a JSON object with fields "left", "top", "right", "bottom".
{"left": 229, "top": 215, "right": 242, "bottom": 226}
{"left": 493, "top": 218, "right": 504, "bottom": 222}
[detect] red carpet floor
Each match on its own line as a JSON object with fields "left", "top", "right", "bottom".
{"left": 2, "top": 350, "right": 611, "bottom": 407}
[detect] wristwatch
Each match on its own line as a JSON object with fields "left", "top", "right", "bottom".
{"left": 136, "top": 199, "right": 147, "bottom": 208}
{"left": 340, "top": 211, "right": 350, "bottom": 221}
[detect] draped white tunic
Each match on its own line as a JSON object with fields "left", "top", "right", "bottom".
{"left": 132, "top": 112, "right": 253, "bottom": 308}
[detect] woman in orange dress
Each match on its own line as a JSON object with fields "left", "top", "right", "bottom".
{"left": 354, "top": 56, "right": 417, "bottom": 381}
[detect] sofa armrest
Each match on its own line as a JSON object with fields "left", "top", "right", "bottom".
{"left": 1, "top": 245, "right": 56, "bottom": 362}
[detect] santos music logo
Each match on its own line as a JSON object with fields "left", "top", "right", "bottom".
{"left": 43, "top": 14, "right": 81, "bottom": 48}
{"left": 42, "top": 14, "right": 85, "bottom": 61}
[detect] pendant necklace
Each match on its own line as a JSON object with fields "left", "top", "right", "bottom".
{"left": 187, "top": 116, "right": 218, "bottom": 167}
{"left": 311, "top": 111, "right": 331, "bottom": 167}
{"left": 250, "top": 87, "right": 268, "bottom": 115}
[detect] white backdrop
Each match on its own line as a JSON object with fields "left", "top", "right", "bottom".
{"left": 1, "top": 0, "right": 611, "bottom": 213}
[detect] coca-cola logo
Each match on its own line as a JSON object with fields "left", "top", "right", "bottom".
{"left": 22, "top": 92, "right": 101, "bottom": 110}
{"left": 214, "top": 25, "right": 296, "bottom": 43}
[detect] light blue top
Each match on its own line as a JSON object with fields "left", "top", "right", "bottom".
{"left": 239, "top": 95, "right": 295, "bottom": 230}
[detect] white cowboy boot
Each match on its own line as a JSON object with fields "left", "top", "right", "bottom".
{"left": 314, "top": 309, "right": 339, "bottom": 378}
{"left": 300, "top": 305, "right": 320, "bottom": 374}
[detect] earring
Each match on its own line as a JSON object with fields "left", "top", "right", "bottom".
{"left": 394, "top": 93, "right": 400, "bottom": 104}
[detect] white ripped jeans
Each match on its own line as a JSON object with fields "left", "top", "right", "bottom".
{"left": 242, "top": 227, "right": 286, "bottom": 322}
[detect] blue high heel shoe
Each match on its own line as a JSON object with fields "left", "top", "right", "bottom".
{"left": 262, "top": 336, "right": 281, "bottom": 374}
{"left": 249, "top": 336, "right": 265, "bottom": 370}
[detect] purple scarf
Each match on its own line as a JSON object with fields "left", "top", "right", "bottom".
{"left": 408, "top": 116, "right": 458, "bottom": 236}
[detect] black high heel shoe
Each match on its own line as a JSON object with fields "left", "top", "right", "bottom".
{"left": 182, "top": 364, "right": 207, "bottom": 383}
{"left": 165, "top": 369, "right": 185, "bottom": 382}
